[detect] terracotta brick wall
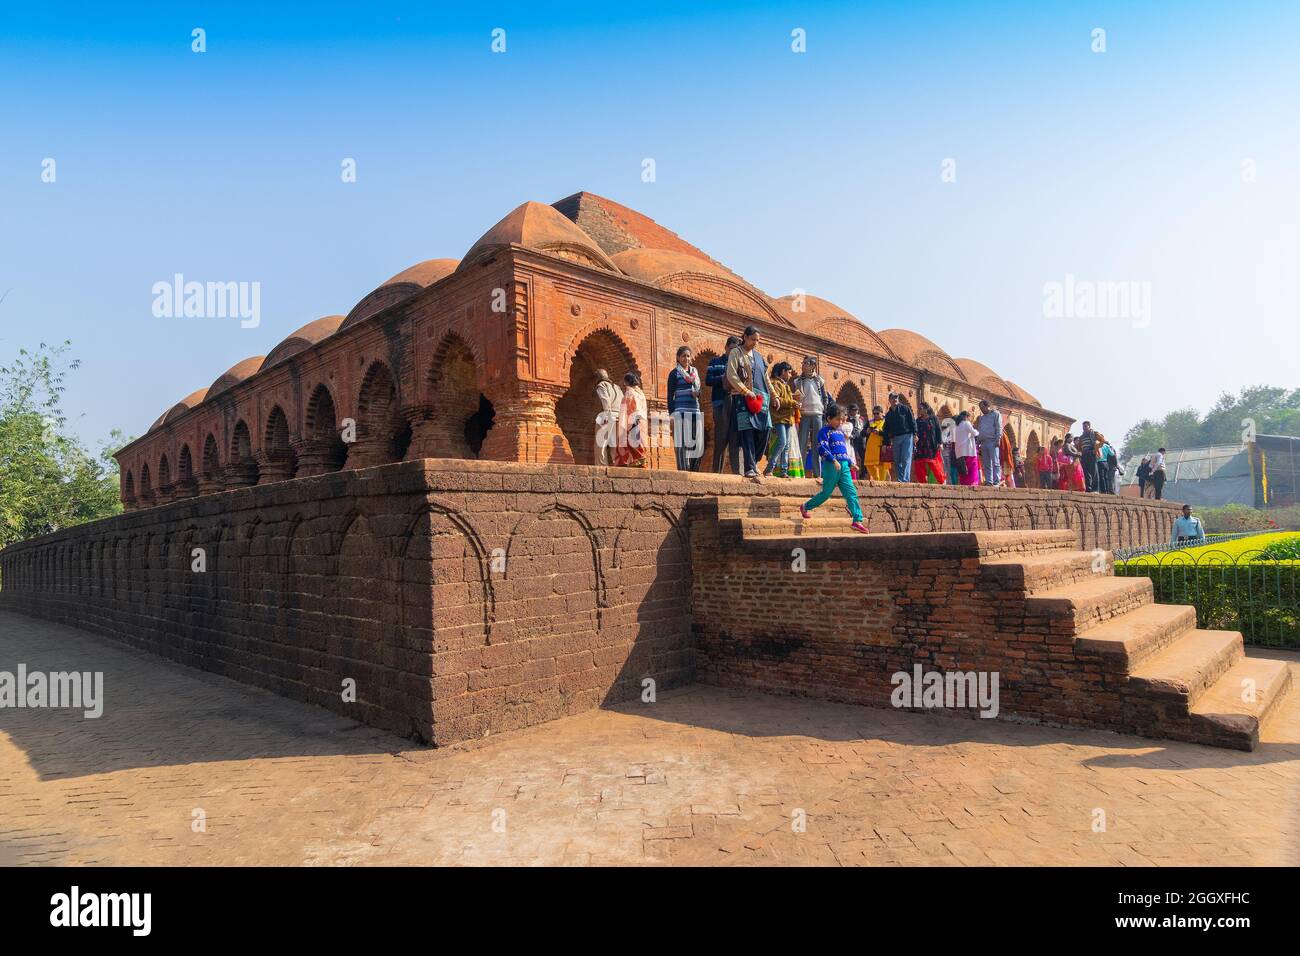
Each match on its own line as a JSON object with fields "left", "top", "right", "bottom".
{"left": 687, "top": 501, "right": 1174, "bottom": 736}
{"left": 0, "top": 461, "right": 1181, "bottom": 745}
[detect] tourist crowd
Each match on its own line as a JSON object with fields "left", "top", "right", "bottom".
{"left": 592, "top": 325, "right": 1148, "bottom": 527}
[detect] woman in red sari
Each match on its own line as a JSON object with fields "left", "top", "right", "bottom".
{"left": 614, "top": 371, "right": 649, "bottom": 468}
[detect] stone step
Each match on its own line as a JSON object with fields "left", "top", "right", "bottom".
{"left": 1023, "top": 575, "right": 1154, "bottom": 634}
{"left": 961, "top": 530, "right": 1078, "bottom": 557}
{"left": 981, "top": 550, "right": 1108, "bottom": 595}
{"left": 1073, "top": 603, "right": 1199, "bottom": 667}
{"left": 1187, "top": 657, "right": 1294, "bottom": 751}
{"left": 1127, "top": 629, "right": 1243, "bottom": 705}
{"left": 732, "top": 515, "right": 863, "bottom": 538}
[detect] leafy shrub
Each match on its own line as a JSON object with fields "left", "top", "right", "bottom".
{"left": 1198, "top": 504, "right": 1275, "bottom": 534}
{"left": 1116, "top": 562, "right": 1300, "bottom": 648}
{"left": 1259, "top": 537, "right": 1300, "bottom": 561}
{"left": 1267, "top": 504, "right": 1300, "bottom": 530}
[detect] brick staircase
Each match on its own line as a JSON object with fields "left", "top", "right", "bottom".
{"left": 708, "top": 498, "right": 1293, "bottom": 751}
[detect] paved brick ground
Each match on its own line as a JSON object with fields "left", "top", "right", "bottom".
{"left": 2, "top": 610, "right": 1297, "bottom": 866}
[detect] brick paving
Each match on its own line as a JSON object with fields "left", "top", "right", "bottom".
{"left": 1, "top": 610, "right": 1297, "bottom": 867}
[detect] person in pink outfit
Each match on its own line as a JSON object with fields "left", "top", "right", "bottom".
{"left": 954, "top": 411, "right": 981, "bottom": 486}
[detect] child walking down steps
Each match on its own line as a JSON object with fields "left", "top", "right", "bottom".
{"left": 800, "top": 403, "right": 870, "bottom": 534}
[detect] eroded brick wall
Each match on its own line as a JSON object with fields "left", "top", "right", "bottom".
{"left": 0, "top": 461, "right": 1181, "bottom": 744}
{"left": 688, "top": 499, "right": 1182, "bottom": 737}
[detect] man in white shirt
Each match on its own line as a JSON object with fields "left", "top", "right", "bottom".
{"left": 954, "top": 411, "right": 980, "bottom": 484}
{"left": 793, "top": 356, "right": 828, "bottom": 478}
{"left": 1151, "top": 447, "right": 1168, "bottom": 500}
{"left": 1171, "top": 504, "right": 1205, "bottom": 545}
{"left": 594, "top": 369, "right": 623, "bottom": 465}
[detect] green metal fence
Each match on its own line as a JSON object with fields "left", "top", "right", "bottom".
{"left": 1114, "top": 549, "right": 1300, "bottom": 649}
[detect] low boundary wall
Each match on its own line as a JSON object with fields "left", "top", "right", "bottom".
{"left": 0, "top": 461, "right": 1182, "bottom": 744}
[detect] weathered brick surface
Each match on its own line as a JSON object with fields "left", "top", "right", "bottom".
{"left": 689, "top": 497, "right": 1286, "bottom": 749}
{"left": 0, "top": 461, "right": 1180, "bottom": 745}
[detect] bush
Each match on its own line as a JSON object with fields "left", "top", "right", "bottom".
{"left": 1198, "top": 504, "right": 1275, "bottom": 534}
{"left": 1267, "top": 504, "right": 1300, "bottom": 530}
{"left": 1116, "top": 562, "right": 1300, "bottom": 648}
{"left": 1259, "top": 537, "right": 1300, "bottom": 561}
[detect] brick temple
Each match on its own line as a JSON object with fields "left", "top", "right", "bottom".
{"left": 113, "top": 192, "right": 1073, "bottom": 507}
{"left": 4, "top": 194, "right": 1289, "bottom": 754}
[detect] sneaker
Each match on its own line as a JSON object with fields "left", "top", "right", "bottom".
{"left": 851, "top": 521, "right": 871, "bottom": 534}
{"left": 799, "top": 505, "right": 812, "bottom": 520}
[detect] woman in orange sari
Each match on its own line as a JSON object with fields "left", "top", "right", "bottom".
{"left": 999, "top": 430, "right": 1016, "bottom": 487}
{"left": 615, "top": 371, "right": 649, "bottom": 468}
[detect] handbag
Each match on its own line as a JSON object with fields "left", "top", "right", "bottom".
{"left": 880, "top": 442, "right": 894, "bottom": 463}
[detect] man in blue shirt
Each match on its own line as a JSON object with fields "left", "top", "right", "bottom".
{"left": 1171, "top": 504, "right": 1206, "bottom": 545}
{"left": 975, "top": 400, "right": 1003, "bottom": 486}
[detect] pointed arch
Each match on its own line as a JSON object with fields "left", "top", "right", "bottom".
{"left": 178, "top": 444, "right": 194, "bottom": 485}
{"left": 556, "top": 327, "right": 641, "bottom": 466}
{"left": 202, "top": 432, "right": 220, "bottom": 480}
{"left": 303, "top": 382, "right": 347, "bottom": 473}
{"left": 229, "top": 419, "right": 259, "bottom": 484}
{"left": 264, "top": 404, "right": 296, "bottom": 477}
{"left": 835, "top": 381, "right": 865, "bottom": 414}
{"left": 354, "top": 360, "right": 410, "bottom": 464}
{"left": 422, "top": 333, "right": 490, "bottom": 460}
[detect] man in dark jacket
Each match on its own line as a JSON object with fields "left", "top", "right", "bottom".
{"left": 882, "top": 392, "right": 917, "bottom": 482}
{"left": 705, "top": 336, "right": 741, "bottom": 473}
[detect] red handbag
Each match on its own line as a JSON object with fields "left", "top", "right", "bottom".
{"left": 880, "top": 443, "right": 894, "bottom": 463}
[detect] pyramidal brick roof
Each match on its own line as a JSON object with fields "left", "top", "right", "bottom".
{"left": 552, "top": 192, "right": 726, "bottom": 270}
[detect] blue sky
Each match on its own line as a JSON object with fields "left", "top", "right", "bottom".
{"left": 2, "top": 1, "right": 1296, "bottom": 451}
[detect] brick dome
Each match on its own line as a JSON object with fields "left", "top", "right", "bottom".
{"left": 611, "top": 247, "right": 737, "bottom": 284}
{"left": 458, "top": 201, "right": 619, "bottom": 274}
{"left": 771, "top": 295, "right": 897, "bottom": 359}
{"left": 341, "top": 259, "right": 459, "bottom": 331}
{"left": 877, "top": 329, "right": 968, "bottom": 381}
{"left": 1003, "top": 380, "right": 1041, "bottom": 406}
{"left": 953, "top": 358, "right": 1014, "bottom": 398}
{"left": 610, "top": 248, "right": 785, "bottom": 325}
{"left": 203, "top": 356, "right": 266, "bottom": 402}
{"left": 149, "top": 387, "right": 210, "bottom": 432}
{"left": 261, "top": 315, "right": 345, "bottom": 370}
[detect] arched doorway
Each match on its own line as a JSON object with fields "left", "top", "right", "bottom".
{"left": 301, "top": 384, "right": 347, "bottom": 475}
{"left": 229, "top": 420, "right": 259, "bottom": 485}
{"left": 261, "top": 405, "right": 296, "bottom": 483}
{"left": 1026, "top": 430, "right": 1042, "bottom": 487}
{"left": 414, "top": 334, "right": 490, "bottom": 460}
{"left": 201, "top": 433, "right": 221, "bottom": 487}
{"left": 350, "top": 361, "right": 410, "bottom": 468}
{"left": 836, "top": 382, "right": 865, "bottom": 415}
{"left": 556, "top": 329, "right": 639, "bottom": 465}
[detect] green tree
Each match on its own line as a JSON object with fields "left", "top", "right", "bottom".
{"left": 0, "top": 342, "right": 128, "bottom": 548}
{"left": 1121, "top": 419, "right": 1168, "bottom": 459}
{"left": 1200, "top": 386, "right": 1300, "bottom": 444}
{"left": 1121, "top": 386, "right": 1300, "bottom": 458}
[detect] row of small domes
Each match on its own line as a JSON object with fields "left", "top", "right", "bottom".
{"left": 149, "top": 200, "right": 1036, "bottom": 433}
